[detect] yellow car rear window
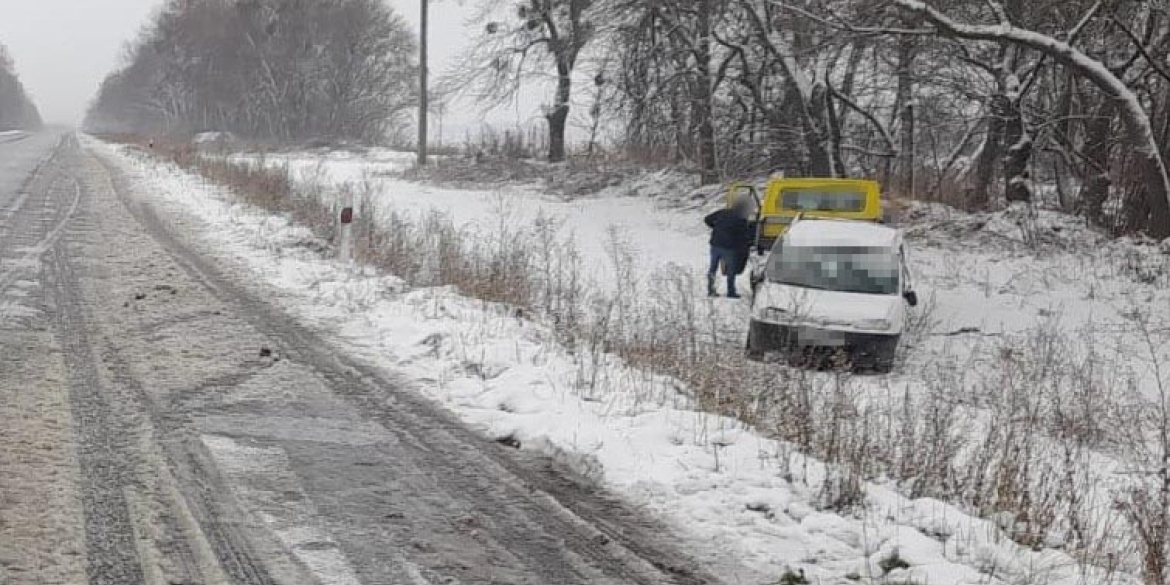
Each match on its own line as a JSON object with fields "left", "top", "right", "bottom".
{"left": 780, "top": 190, "right": 867, "bottom": 212}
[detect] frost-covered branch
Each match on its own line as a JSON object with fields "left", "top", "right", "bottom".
{"left": 830, "top": 86, "right": 898, "bottom": 156}
{"left": 894, "top": 0, "right": 1170, "bottom": 236}
{"left": 1108, "top": 13, "right": 1170, "bottom": 84}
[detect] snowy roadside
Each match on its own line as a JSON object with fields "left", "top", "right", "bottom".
{"left": 227, "top": 150, "right": 1170, "bottom": 376}
{"left": 87, "top": 141, "right": 1145, "bottom": 584}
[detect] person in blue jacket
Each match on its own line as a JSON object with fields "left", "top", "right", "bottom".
{"left": 704, "top": 197, "right": 755, "bottom": 298}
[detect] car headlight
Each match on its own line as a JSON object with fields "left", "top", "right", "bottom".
{"left": 755, "top": 306, "right": 790, "bottom": 323}
{"left": 856, "top": 318, "right": 893, "bottom": 332}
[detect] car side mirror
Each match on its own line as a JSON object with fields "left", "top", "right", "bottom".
{"left": 903, "top": 290, "right": 919, "bottom": 307}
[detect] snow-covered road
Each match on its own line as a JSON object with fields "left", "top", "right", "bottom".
{"left": 1, "top": 133, "right": 736, "bottom": 585}
{"left": 0, "top": 131, "right": 90, "bottom": 585}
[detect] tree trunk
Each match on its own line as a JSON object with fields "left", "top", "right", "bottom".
{"left": 547, "top": 62, "right": 571, "bottom": 163}
{"left": 895, "top": 35, "right": 917, "bottom": 198}
{"left": 970, "top": 96, "right": 1006, "bottom": 211}
{"left": 695, "top": 88, "right": 719, "bottom": 184}
{"left": 1121, "top": 113, "right": 1170, "bottom": 236}
{"left": 695, "top": 0, "right": 719, "bottom": 184}
{"left": 836, "top": 42, "right": 866, "bottom": 130}
{"left": 548, "top": 110, "right": 567, "bottom": 162}
{"left": 1078, "top": 100, "right": 1115, "bottom": 224}
{"left": 1002, "top": 95, "right": 1031, "bottom": 203}
{"left": 805, "top": 82, "right": 839, "bottom": 177}
{"left": 671, "top": 89, "right": 688, "bottom": 164}
{"left": 1052, "top": 71, "right": 1076, "bottom": 212}
{"left": 825, "top": 82, "right": 846, "bottom": 177}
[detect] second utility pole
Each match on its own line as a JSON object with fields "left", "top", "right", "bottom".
{"left": 418, "top": 0, "right": 429, "bottom": 166}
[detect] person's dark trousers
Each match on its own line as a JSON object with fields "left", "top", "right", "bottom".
{"left": 707, "top": 246, "right": 740, "bottom": 297}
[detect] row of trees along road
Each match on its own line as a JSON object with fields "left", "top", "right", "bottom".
{"left": 81, "top": 0, "right": 1170, "bottom": 238}
{"left": 84, "top": 0, "right": 417, "bottom": 145}
{"left": 0, "top": 44, "right": 42, "bottom": 131}
{"left": 455, "top": 0, "right": 1170, "bottom": 238}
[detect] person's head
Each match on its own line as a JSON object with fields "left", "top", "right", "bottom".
{"left": 733, "top": 196, "right": 754, "bottom": 218}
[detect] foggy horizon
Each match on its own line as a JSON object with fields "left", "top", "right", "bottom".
{"left": 0, "top": 0, "right": 528, "bottom": 135}
{"left": 0, "top": 0, "right": 159, "bottom": 125}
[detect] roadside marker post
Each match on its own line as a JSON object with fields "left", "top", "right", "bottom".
{"left": 339, "top": 192, "right": 354, "bottom": 266}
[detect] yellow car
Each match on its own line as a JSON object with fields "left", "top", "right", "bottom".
{"left": 727, "top": 178, "right": 884, "bottom": 253}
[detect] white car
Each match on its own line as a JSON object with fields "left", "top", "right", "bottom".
{"left": 745, "top": 218, "right": 918, "bottom": 372}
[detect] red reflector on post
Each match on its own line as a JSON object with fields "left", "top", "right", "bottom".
{"left": 340, "top": 207, "right": 354, "bottom": 224}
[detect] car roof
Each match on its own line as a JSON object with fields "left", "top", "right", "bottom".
{"left": 783, "top": 218, "right": 901, "bottom": 249}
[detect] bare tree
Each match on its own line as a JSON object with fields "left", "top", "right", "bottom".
{"left": 891, "top": 0, "right": 1170, "bottom": 236}
{"left": 584, "top": 0, "right": 1170, "bottom": 236}
{"left": 732, "top": 0, "right": 845, "bottom": 177}
{"left": 608, "top": 0, "right": 734, "bottom": 181}
{"left": 85, "top": 0, "right": 416, "bottom": 146}
{"left": 455, "top": 0, "right": 598, "bottom": 162}
{"left": 82, "top": 0, "right": 1170, "bottom": 239}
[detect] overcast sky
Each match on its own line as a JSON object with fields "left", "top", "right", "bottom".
{"left": 0, "top": 1, "right": 531, "bottom": 132}
{"left": 0, "top": 0, "right": 158, "bottom": 125}
{"left": 0, "top": 0, "right": 538, "bottom": 135}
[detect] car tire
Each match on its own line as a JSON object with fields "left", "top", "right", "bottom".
{"left": 745, "top": 337, "right": 765, "bottom": 361}
{"left": 745, "top": 324, "right": 765, "bottom": 361}
{"left": 873, "top": 337, "right": 900, "bottom": 374}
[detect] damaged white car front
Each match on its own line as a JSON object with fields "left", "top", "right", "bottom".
{"left": 745, "top": 221, "right": 918, "bottom": 372}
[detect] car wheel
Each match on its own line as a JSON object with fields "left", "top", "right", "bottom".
{"left": 787, "top": 347, "right": 814, "bottom": 369}
{"left": 745, "top": 336, "right": 765, "bottom": 361}
{"left": 745, "top": 326, "right": 766, "bottom": 361}
{"left": 874, "top": 337, "right": 900, "bottom": 374}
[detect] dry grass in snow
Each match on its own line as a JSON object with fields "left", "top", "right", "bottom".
{"left": 96, "top": 135, "right": 1170, "bottom": 585}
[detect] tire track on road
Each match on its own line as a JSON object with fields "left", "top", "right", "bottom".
{"left": 0, "top": 135, "right": 63, "bottom": 224}
{"left": 36, "top": 139, "right": 153, "bottom": 585}
{"left": 0, "top": 173, "right": 81, "bottom": 294}
{"left": 0, "top": 132, "right": 89, "bottom": 584}
{"left": 47, "top": 229, "right": 146, "bottom": 585}
{"left": 39, "top": 137, "right": 265, "bottom": 585}
{"left": 92, "top": 141, "right": 722, "bottom": 585}
{"left": 61, "top": 143, "right": 310, "bottom": 585}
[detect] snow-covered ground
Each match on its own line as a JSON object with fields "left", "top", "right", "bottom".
{"left": 92, "top": 138, "right": 1170, "bottom": 584}
{"left": 231, "top": 149, "right": 1170, "bottom": 393}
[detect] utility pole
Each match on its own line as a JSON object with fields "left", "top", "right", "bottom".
{"left": 417, "top": 0, "right": 429, "bottom": 166}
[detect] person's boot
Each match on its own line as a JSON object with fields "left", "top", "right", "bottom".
{"left": 726, "top": 277, "right": 741, "bottom": 299}
{"left": 707, "top": 274, "right": 717, "bottom": 297}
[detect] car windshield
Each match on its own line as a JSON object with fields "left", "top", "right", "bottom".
{"left": 766, "top": 244, "right": 899, "bottom": 295}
